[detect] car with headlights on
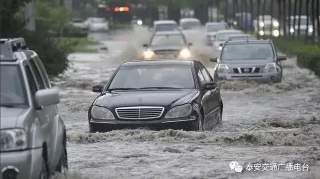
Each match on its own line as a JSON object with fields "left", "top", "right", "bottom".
{"left": 142, "top": 31, "right": 192, "bottom": 60}
{"left": 213, "top": 29, "right": 243, "bottom": 51}
{"left": 89, "top": 60, "right": 223, "bottom": 132}
{"left": 0, "top": 38, "right": 67, "bottom": 179}
{"left": 205, "top": 22, "right": 227, "bottom": 46}
{"left": 212, "top": 39, "right": 286, "bottom": 83}
{"left": 253, "top": 15, "right": 280, "bottom": 37}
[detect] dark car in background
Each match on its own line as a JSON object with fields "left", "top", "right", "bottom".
{"left": 88, "top": 60, "right": 223, "bottom": 132}
{"left": 212, "top": 39, "right": 286, "bottom": 83}
{"left": 142, "top": 31, "right": 192, "bottom": 60}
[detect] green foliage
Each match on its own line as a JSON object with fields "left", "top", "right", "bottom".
{"left": 274, "top": 38, "right": 320, "bottom": 77}
{"left": 55, "top": 37, "right": 98, "bottom": 53}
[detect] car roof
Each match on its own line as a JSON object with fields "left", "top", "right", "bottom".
{"left": 225, "top": 39, "right": 272, "bottom": 45}
{"left": 180, "top": 18, "right": 200, "bottom": 23}
{"left": 121, "top": 60, "right": 195, "bottom": 67}
{"left": 154, "top": 20, "right": 177, "bottom": 25}
{"left": 216, "top": 29, "right": 242, "bottom": 34}
{"left": 206, "top": 22, "right": 226, "bottom": 26}
{"left": 0, "top": 38, "right": 32, "bottom": 63}
{"left": 154, "top": 31, "right": 183, "bottom": 36}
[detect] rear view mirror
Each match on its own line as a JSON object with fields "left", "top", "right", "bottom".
{"left": 203, "top": 82, "right": 217, "bottom": 90}
{"left": 92, "top": 85, "right": 103, "bottom": 93}
{"left": 210, "top": 58, "right": 218, "bottom": 62}
{"left": 143, "top": 44, "right": 148, "bottom": 48}
{"left": 35, "top": 88, "right": 60, "bottom": 106}
{"left": 277, "top": 55, "right": 287, "bottom": 61}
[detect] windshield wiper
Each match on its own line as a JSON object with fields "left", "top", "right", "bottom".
{"left": 0, "top": 104, "right": 24, "bottom": 108}
{"left": 108, "top": 88, "right": 139, "bottom": 91}
{"left": 138, "top": 87, "right": 182, "bottom": 90}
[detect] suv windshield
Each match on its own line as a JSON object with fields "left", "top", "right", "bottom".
{"left": 221, "top": 44, "right": 274, "bottom": 60}
{"left": 181, "top": 21, "right": 201, "bottom": 30}
{"left": 0, "top": 65, "right": 28, "bottom": 107}
{"left": 151, "top": 35, "right": 185, "bottom": 47}
{"left": 216, "top": 32, "right": 242, "bottom": 41}
{"left": 108, "top": 65, "right": 195, "bottom": 90}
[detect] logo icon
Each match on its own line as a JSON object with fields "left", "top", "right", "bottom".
{"left": 229, "top": 161, "right": 243, "bottom": 173}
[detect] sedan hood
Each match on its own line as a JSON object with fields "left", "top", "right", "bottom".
{"left": 150, "top": 45, "right": 184, "bottom": 51}
{"left": 0, "top": 107, "right": 29, "bottom": 129}
{"left": 94, "top": 89, "right": 199, "bottom": 108}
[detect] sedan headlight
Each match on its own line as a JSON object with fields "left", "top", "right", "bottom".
{"left": 217, "top": 64, "right": 229, "bottom": 73}
{"left": 272, "top": 21, "right": 279, "bottom": 27}
{"left": 290, "top": 27, "right": 295, "bottom": 33}
{"left": 91, "top": 106, "right": 115, "bottom": 120}
{"left": 259, "top": 22, "right": 265, "bottom": 27}
{"left": 264, "top": 63, "right": 278, "bottom": 73}
{"left": 165, "top": 104, "right": 192, "bottom": 119}
{"left": 0, "top": 129, "right": 27, "bottom": 152}
{"left": 308, "top": 27, "right": 313, "bottom": 33}
{"left": 143, "top": 50, "right": 155, "bottom": 59}
{"left": 179, "top": 48, "right": 192, "bottom": 59}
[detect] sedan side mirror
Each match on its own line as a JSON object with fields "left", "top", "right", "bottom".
{"left": 210, "top": 57, "right": 218, "bottom": 62}
{"left": 277, "top": 55, "right": 287, "bottom": 61}
{"left": 35, "top": 88, "right": 60, "bottom": 106}
{"left": 143, "top": 44, "right": 149, "bottom": 48}
{"left": 92, "top": 85, "right": 103, "bottom": 93}
{"left": 203, "top": 82, "right": 217, "bottom": 90}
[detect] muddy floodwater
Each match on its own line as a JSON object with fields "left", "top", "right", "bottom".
{"left": 53, "top": 28, "right": 320, "bottom": 179}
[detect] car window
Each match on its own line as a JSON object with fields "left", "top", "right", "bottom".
{"left": 197, "top": 69, "right": 205, "bottom": 84}
{"left": 0, "top": 65, "right": 28, "bottom": 107}
{"left": 25, "top": 64, "right": 38, "bottom": 95}
{"left": 201, "top": 67, "right": 212, "bottom": 82}
{"left": 29, "top": 59, "right": 45, "bottom": 89}
{"left": 34, "top": 56, "right": 51, "bottom": 88}
{"left": 109, "top": 65, "right": 195, "bottom": 89}
{"left": 151, "top": 34, "right": 185, "bottom": 47}
{"left": 155, "top": 24, "right": 177, "bottom": 31}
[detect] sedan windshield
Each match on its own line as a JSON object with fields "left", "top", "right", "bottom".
{"left": 0, "top": 65, "right": 28, "bottom": 107}
{"left": 108, "top": 65, "right": 195, "bottom": 90}
{"left": 221, "top": 44, "right": 274, "bottom": 60}
{"left": 207, "top": 24, "right": 226, "bottom": 32}
{"left": 151, "top": 35, "right": 185, "bottom": 47}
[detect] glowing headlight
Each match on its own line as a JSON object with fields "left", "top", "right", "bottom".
{"left": 165, "top": 104, "right": 192, "bottom": 119}
{"left": 259, "top": 22, "right": 265, "bottom": 27}
{"left": 0, "top": 129, "right": 27, "bottom": 152}
{"left": 137, "top": 19, "right": 143, "bottom": 26}
{"left": 290, "top": 27, "right": 295, "bottom": 33}
{"left": 272, "top": 21, "right": 279, "bottom": 27}
{"left": 143, "top": 50, "right": 155, "bottom": 59}
{"left": 272, "top": 30, "right": 280, "bottom": 37}
{"left": 217, "top": 64, "right": 229, "bottom": 73}
{"left": 308, "top": 27, "right": 313, "bottom": 33}
{"left": 91, "top": 106, "right": 115, "bottom": 120}
{"left": 259, "top": 30, "right": 265, "bottom": 36}
{"left": 264, "top": 63, "right": 277, "bottom": 73}
{"left": 179, "top": 48, "right": 191, "bottom": 59}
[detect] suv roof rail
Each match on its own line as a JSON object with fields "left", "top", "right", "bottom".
{"left": 0, "top": 38, "right": 27, "bottom": 61}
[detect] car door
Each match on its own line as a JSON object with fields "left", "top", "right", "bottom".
{"left": 197, "top": 63, "right": 220, "bottom": 129}
{"left": 26, "top": 59, "right": 60, "bottom": 169}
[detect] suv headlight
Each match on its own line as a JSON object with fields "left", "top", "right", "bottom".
{"left": 217, "top": 64, "right": 229, "bottom": 73}
{"left": 264, "top": 63, "right": 278, "bottom": 73}
{"left": 0, "top": 129, "right": 27, "bottom": 152}
{"left": 165, "top": 104, "right": 192, "bottom": 119}
{"left": 91, "top": 106, "right": 115, "bottom": 120}
{"left": 179, "top": 48, "right": 191, "bottom": 59}
{"left": 143, "top": 50, "right": 155, "bottom": 59}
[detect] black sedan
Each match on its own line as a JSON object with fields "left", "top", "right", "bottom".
{"left": 88, "top": 60, "right": 223, "bottom": 132}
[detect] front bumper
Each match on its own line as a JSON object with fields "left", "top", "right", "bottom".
{"left": 89, "top": 116, "right": 196, "bottom": 131}
{"left": 0, "top": 148, "right": 42, "bottom": 179}
{"left": 218, "top": 72, "right": 281, "bottom": 82}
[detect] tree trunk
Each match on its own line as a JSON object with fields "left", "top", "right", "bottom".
{"left": 317, "top": 0, "right": 320, "bottom": 41}
{"left": 283, "top": 0, "right": 287, "bottom": 37}
{"left": 293, "top": 0, "right": 298, "bottom": 38}
{"left": 297, "top": 0, "right": 302, "bottom": 36}
{"left": 250, "top": 0, "right": 254, "bottom": 32}
{"left": 288, "top": 0, "right": 292, "bottom": 38}
{"left": 262, "top": 0, "right": 266, "bottom": 33}
{"left": 270, "top": 0, "right": 274, "bottom": 34}
{"left": 311, "top": 0, "right": 316, "bottom": 41}
{"left": 257, "top": 0, "right": 261, "bottom": 37}
{"left": 278, "top": 0, "right": 282, "bottom": 37}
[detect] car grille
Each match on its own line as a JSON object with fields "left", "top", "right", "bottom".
{"left": 115, "top": 106, "right": 164, "bottom": 120}
{"left": 233, "top": 67, "right": 260, "bottom": 74}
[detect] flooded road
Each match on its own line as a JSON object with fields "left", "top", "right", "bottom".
{"left": 54, "top": 28, "right": 320, "bottom": 179}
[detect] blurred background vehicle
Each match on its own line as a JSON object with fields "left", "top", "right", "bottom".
{"left": 205, "top": 22, "right": 228, "bottom": 46}
{"left": 253, "top": 15, "right": 280, "bottom": 37}
{"left": 153, "top": 20, "right": 179, "bottom": 32}
{"left": 213, "top": 29, "right": 243, "bottom": 51}
{"left": 87, "top": 17, "right": 109, "bottom": 32}
{"left": 142, "top": 31, "right": 192, "bottom": 60}
{"left": 288, "top": 15, "right": 314, "bottom": 36}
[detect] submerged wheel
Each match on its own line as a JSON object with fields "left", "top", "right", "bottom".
{"left": 39, "top": 148, "right": 49, "bottom": 179}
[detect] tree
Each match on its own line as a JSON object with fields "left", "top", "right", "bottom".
{"left": 0, "top": 0, "right": 31, "bottom": 37}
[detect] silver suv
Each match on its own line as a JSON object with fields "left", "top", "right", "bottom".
{"left": 0, "top": 38, "right": 67, "bottom": 179}
{"left": 212, "top": 39, "right": 286, "bottom": 83}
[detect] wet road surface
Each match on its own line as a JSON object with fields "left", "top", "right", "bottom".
{"left": 54, "top": 27, "right": 320, "bottom": 179}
